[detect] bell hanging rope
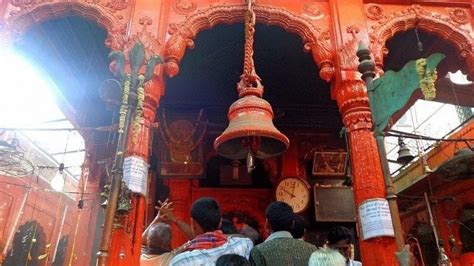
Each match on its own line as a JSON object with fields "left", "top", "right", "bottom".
{"left": 214, "top": 0, "right": 289, "bottom": 171}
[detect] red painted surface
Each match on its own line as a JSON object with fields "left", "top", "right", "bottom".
{"left": 399, "top": 122, "right": 474, "bottom": 266}
{"left": 2, "top": 0, "right": 473, "bottom": 265}
{"left": 0, "top": 176, "right": 79, "bottom": 265}
{"left": 336, "top": 79, "right": 399, "bottom": 265}
{"left": 107, "top": 78, "right": 163, "bottom": 265}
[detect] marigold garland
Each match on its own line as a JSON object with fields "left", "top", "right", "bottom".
{"left": 132, "top": 75, "right": 145, "bottom": 144}
{"left": 118, "top": 75, "right": 131, "bottom": 133}
{"left": 416, "top": 58, "right": 437, "bottom": 101}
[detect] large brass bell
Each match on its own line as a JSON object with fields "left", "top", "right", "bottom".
{"left": 214, "top": 83, "right": 289, "bottom": 162}
{"left": 214, "top": 0, "right": 289, "bottom": 166}
{"left": 397, "top": 138, "right": 414, "bottom": 164}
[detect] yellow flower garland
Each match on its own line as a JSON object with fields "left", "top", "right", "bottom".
{"left": 118, "top": 75, "right": 131, "bottom": 133}
{"left": 132, "top": 75, "right": 145, "bottom": 144}
{"left": 416, "top": 58, "right": 437, "bottom": 101}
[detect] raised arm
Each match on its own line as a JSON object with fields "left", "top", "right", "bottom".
{"left": 159, "top": 202, "right": 194, "bottom": 240}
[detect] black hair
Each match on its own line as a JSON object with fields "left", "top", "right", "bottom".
{"left": 327, "top": 226, "right": 352, "bottom": 245}
{"left": 265, "top": 201, "right": 294, "bottom": 232}
{"left": 190, "top": 197, "right": 221, "bottom": 232}
{"left": 216, "top": 254, "right": 250, "bottom": 266}
{"left": 220, "top": 219, "right": 238, "bottom": 234}
{"left": 291, "top": 214, "right": 307, "bottom": 239}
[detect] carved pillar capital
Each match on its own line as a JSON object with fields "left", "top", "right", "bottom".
{"left": 106, "top": 18, "right": 163, "bottom": 76}
{"left": 335, "top": 79, "right": 373, "bottom": 131}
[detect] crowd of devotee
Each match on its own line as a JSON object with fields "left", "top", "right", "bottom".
{"left": 141, "top": 197, "right": 414, "bottom": 266}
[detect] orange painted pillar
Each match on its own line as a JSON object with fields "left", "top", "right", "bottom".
{"left": 336, "top": 79, "right": 398, "bottom": 265}
{"left": 108, "top": 77, "right": 163, "bottom": 265}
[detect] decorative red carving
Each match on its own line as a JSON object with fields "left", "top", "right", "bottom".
{"left": 106, "top": 16, "right": 161, "bottom": 65}
{"left": 338, "top": 25, "right": 360, "bottom": 71}
{"left": 143, "top": 77, "right": 164, "bottom": 119}
{"left": 302, "top": 3, "right": 324, "bottom": 20}
{"left": 335, "top": 78, "right": 398, "bottom": 265}
{"left": 165, "top": 23, "right": 195, "bottom": 78}
{"left": 369, "top": 34, "right": 388, "bottom": 76}
{"left": 105, "top": 0, "right": 129, "bottom": 13}
{"left": 3, "top": 0, "right": 128, "bottom": 41}
{"left": 164, "top": 4, "right": 335, "bottom": 81}
{"left": 173, "top": 0, "right": 196, "bottom": 14}
{"left": 304, "top": 30, "right": 335, "bottom": 82}
{"left": 335, "top": 79, "right": 372, "bottom": 132}
{"left": 448, "top": 8, "right": 469, "bottom": 25}
{"left": 367, "top": 4, "right": 473, "bottom": 76}
{"left": 365, "top": 4, "right": 385, "bottom": 21}
{"left": 105, "top": 23, "right": 127, "bottom": 51}
{"left": 126, "top": 16, "right": 160, "bottom": 58}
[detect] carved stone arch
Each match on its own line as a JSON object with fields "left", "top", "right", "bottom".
{"left": 164, "top": 4, "right": 335, "bottom": 82}
{"left": 2, "top": 1, "right": 126, "bottom": 47}
{"left": 367, "top": 5, "right": 473, "bottom": 76}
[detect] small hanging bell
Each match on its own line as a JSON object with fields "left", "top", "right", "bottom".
{"left": 397, "top": 138, "right": 415, "bottom": 164}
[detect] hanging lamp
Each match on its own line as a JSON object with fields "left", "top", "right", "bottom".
{"left": 214, "top": 0, "right": 289, "bottom": 172}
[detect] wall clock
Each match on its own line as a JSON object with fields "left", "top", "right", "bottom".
{"left": 275, "top": 177, "right": 310, "bottom": 213}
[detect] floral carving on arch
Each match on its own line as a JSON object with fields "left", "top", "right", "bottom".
{"left": 164, "top": 4, "right": 336, "bottom": 82}
{"left": 366, "top": 4, "right": 473, "bottom": 76}
{"left": 2, "top": 0, "right": 129, "bottom": 46}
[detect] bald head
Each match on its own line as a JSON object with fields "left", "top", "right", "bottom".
{"left": 147, "top": 223, "right": 172, "bottom": 250}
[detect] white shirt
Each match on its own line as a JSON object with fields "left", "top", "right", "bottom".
{"left": 348, "top": 259, "right": 362, "bottom": 266}
{"left": 170, "top": 236, "right": 253, "bottom": 266}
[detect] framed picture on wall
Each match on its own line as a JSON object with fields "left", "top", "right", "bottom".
{"left": 312, "top": 151, "right": 347, "bottom": 176}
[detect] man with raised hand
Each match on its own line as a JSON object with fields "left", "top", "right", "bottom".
{"left": 170, "top": 197, "right": 253, "bottom": 265}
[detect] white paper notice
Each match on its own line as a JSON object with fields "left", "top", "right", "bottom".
{"left": 359, "top": 198, "right": 394, "bottom": 240}
{"left": 123, "top": 156, "right": 148, "bottom": 196}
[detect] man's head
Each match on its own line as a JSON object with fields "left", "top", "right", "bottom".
{"left": 147, "top": 222, "right": 172, "bottom": 252}
{"left": 220, "top": 219, "right": 238, "bottom": 234}
{"left": 190, "top": 197, "right": 222, "bottom": 235}
{"left": 327, "top": 226, "right": 353, "bottom": 260}
{"left": 265, "top": 201, "right": 294, "bottom": 233}
{"left": 216, "top": 254, "right": 250, "bottom": 266}
{"left": 291, "top": 214, "right": 307, "bottom": 239}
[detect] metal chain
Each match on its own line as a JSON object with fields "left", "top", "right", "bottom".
{"left": 242, "top": 0, "right": 259, "bottom": 86}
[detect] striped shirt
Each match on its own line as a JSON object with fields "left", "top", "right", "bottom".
{"left": 170, "top": 236, "right": 253, "bottom": 266}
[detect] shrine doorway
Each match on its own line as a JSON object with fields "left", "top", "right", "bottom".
{"left": 3, "top": 220, "right": 46, "bottom": 266}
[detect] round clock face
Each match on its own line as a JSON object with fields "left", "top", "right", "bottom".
{"left": 275, "top": 177, "right": 310, "bottom": 213}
